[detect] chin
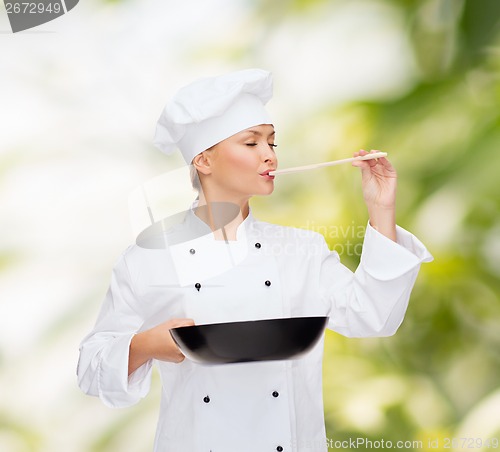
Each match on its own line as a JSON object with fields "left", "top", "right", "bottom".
{"left": 255, "top": 187, "right": 274, "bottom": 196}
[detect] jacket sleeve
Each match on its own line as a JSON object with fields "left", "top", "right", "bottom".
{"left": 320, "top": 222, "right": 433, "bottom": 337}
{"left": 77, "top": 249, "right": 153, "bottom": 408}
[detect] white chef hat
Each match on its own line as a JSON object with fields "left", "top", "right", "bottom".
{"left": 153, "top": 68, "right": 273, "bottom": 164}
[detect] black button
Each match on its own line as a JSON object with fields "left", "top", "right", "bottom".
{"left": 272, "top": 391, "right": 279, "bottom": 398}
{"left": 255, "top": 242, "right": 261, "bottom": 249}
{"left": 189, "top": 248, "right": 196, "bottom": 255}
{"left": 265, "top": 280, "right": 271, "bottom": 287}
{"left": 203, "top": 396, "right": 210, "bottom": 403}
{"left": 277, "top": 447, "right": 283, "bottom": 452}
{"left": 195, "top": 283, "right": 201, "bottom": 291}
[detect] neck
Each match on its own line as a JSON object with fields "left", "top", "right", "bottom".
{"left": 195, "top": 189, "right": 250, "bottom": 241}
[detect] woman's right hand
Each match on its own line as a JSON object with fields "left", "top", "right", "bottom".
{"left": 128, "top": 318, "right": 195, "bottom": 375}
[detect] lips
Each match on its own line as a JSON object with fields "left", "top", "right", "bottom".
{"left": 259, "top": 169, "right": 276, "bottom": 180}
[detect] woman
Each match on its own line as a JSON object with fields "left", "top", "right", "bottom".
{"left": 77, "top": 69, "right": 432, "bottom": 451}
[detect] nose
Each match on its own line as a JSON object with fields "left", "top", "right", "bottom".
{"left": 260, "top": 143, "right": 277, "bottom": 165}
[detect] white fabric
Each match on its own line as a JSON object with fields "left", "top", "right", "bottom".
{"left": 77, "top": 211, "right": 433, "bottom": 452}
{"left": 153, "top": 69, "right": 273, "bottom": 163}
{"left": 168, "top": 216, "right": 249, "bottom": 286}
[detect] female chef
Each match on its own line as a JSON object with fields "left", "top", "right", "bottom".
{"left": 77, "top": 69, "right": 433, "bottom": 452}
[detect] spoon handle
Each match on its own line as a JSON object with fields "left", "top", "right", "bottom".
{"left": 269, "top": 152, "right": 388, "bottom": 176}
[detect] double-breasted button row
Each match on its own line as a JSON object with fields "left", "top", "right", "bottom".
{"left": 191, "top": 242, "right": 262, "bottom": 253}
{"left": 195, "top": 281, "right": 271, "bottom": 290}
{"left": 203, "top": 391, "right": 280, "bottom": 403}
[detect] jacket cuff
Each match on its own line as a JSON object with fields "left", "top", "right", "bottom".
{"left": 97, "top": 333, "right": 152, "bottom": 408}
{"left": 360, "top": 222, "right": 433, "bottom": 281}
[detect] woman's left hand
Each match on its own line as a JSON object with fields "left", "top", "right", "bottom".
{"left": 352, "top": 149, "right": 397, "bottom": 241}
{"left": 351, "top": 149, "right": 397, "bottom": 209}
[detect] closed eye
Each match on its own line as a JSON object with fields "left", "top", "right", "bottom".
{"left": 244, "top": 143, "right": 278, "bottom": 148}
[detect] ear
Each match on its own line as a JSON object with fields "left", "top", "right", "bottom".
{"left": 192, "top": 151, "right": 213, "bottom": 176}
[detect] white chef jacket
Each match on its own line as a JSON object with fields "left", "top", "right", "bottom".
{"left": 77, "top": 210, "right": 433, "bottom": 452}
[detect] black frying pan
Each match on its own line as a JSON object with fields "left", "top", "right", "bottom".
{"left": 170, "top": 316, "right": 329, "bottom": 364}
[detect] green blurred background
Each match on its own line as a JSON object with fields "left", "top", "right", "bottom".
{"left": 1, "top": 0, "right": 499, "bottom": 451}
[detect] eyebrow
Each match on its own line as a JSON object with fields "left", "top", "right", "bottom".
{"left": 244, "top": 129, "right": 276, "bottom": 138}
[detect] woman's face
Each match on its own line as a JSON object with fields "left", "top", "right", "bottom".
{"left": 201, "top": 124, "right": 278, "bottom": 200}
